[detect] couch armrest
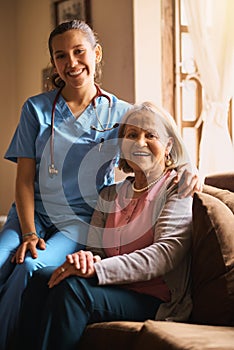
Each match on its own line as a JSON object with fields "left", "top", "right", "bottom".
{"left": 204, "top": 172, "right": 234, "bottom": 192}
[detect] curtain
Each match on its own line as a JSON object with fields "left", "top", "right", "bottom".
{"left": 183, "top": 0, "right": 234, "bottom": 179}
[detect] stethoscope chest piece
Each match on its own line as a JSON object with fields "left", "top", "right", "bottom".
{"left": 48, "top": 164, "right": 58, "bottom": 177}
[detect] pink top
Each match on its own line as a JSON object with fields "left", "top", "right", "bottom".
{"left": 103, "top": 172, "right": 171, "bottom": 302}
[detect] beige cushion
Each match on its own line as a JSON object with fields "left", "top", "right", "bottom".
{"left": 203, "top": 184, "right": 234, "bottom": 213}
{"left": 80, "top": 320, "right": 234, "bottom": 349}
{"left": 136, "top": 320, "right": 234, "bottom": 350}
{"left": 79, "top": 321, "right": 142, "bottom": 349}
{"left": 191, "top": 191, "right": 234, "bottom": 325}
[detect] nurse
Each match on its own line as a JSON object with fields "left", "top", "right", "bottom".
{"left": 0, "top": 20, "right": 200, "bottom": 349}
{"left": 0, "top": 20, "right": 131, "bottom": 349}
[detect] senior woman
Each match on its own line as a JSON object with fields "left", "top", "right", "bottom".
{"left": 16, "top": 102, "right": 193, "bottom": 350}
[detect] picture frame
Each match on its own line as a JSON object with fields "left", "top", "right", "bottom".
{"left": 54, "top": 0, "right": 91, "bottom": 26}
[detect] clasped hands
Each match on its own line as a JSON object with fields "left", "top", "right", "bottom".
{"left": 48, "top": 250, "right": 101, "bottom": 288}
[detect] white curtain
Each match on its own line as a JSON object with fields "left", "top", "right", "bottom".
{"left": 184, "top": 0, "right": 234, "bottom": 179}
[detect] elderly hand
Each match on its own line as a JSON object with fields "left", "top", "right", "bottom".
{"left": 48, "top": 250, "right": 101, "bottom": 288}
{"left": 174, "top": 167, "right": 203, "bottom": 198}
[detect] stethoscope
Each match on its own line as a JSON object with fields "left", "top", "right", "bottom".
{"left": 48, "top": 84, "right": 119, "bottom": 177}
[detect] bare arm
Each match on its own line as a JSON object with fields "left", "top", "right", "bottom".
{"left": 15, "top": 157, "right": 36, "bottom": 233}
{"left": 12, "top": 157, "right": 45, "bottom": 263}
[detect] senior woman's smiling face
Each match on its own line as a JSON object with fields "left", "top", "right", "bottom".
{"left": 121, "top": 111, "right": 172, "bottom": 175}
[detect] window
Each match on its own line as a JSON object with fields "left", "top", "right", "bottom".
{"left": 162, "top": 0, "right": 233, "bottom": 168}
{"left": 174, "top": 0, "right": 203, "bottom": 167}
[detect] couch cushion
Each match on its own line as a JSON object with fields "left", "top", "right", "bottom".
{"left": 79, "top": 321, "right": 142, "bottom": 350}
{"left": 191, "top": 191, "right": 234, "bottom": 325}
{"left": 205, "top": 172, "right": 234, "bottom": 192}
{"left": 136, "top": 320, "right": 234, "bottom": 350}
{"left": 202, "top": 184, "right": 234, "bottom": 213}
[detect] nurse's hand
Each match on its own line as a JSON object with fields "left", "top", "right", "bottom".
{"left": 48, "top": 250, "right": 101, "bottom": 288}
{"left": 11, "top": 236, "right": 46, "bottom": 264}
{"left": 175, "top": 166, "right": 203, "bottom": 198}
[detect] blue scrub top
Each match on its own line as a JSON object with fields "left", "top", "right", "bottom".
{"left": 5, "top": 89, "right": 131, "bottom": 225}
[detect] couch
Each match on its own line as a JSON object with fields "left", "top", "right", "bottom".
{"left": 78, "top": 172, "right": 234, "bottom": 350}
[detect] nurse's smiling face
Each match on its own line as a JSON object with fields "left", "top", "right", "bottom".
{"left": 51, "top": 29, "right": 102, "bottom": 89}
{"left": 121, "top": 111, "right": 172, "bottom": 176}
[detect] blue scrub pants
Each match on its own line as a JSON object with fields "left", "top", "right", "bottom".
{"left": 0, "top": 204, "right": 86, "bottom": 350}
{"left": 16, "top": 267, "right": 162, "bottom": 350}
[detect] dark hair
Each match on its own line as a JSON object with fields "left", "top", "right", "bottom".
{"left": 118, "top": 102, "right": 187, "bottom": 173}
{"left": 48, "top": 19, "right": 102, "bottom": 88}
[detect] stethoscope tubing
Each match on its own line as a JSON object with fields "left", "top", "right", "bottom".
{"left": 50, "top": 86, "right": 63, "bottom": 170}
{"left": 48, "top": 84, "right": 116, "bottom": 177}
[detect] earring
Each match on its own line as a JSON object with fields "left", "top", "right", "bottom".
{"left": 165, "top": 154, "right": 173, "bottom": 167}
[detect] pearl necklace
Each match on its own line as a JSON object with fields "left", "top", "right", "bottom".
{"left": 131, "top": 172, "right": 165, "bottom": 193}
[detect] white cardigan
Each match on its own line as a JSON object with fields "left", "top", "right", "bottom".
{"left": 87, "top": 171, "right": 193, "bottom": 322}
